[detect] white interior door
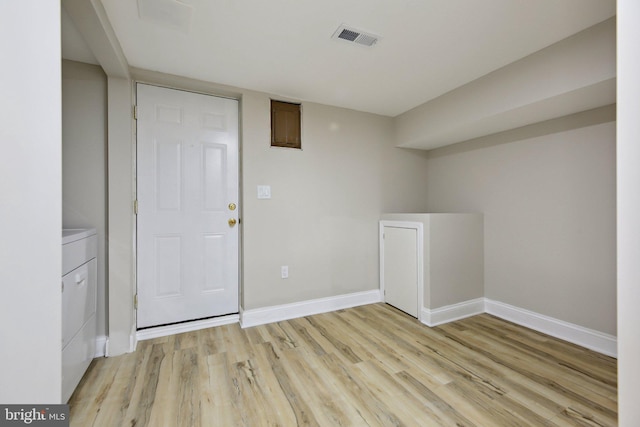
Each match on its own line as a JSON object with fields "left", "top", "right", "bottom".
{"left": 383, "top": 226, "right": 418, "bottom": 317}
{"left": 136, "top": 84, "right": 239, "bottom": 328}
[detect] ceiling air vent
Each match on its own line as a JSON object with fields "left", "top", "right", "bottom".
{"left": 332, "top": 25, "right": 380, "bottom": 47}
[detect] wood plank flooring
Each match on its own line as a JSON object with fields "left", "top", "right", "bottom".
{"left": 69, "top": 304, "right": 617, "bottom": 426}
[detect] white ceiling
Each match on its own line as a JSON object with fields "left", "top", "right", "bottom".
{"left": 66, "top": 0, "right": 615, "bottom": 117}
{"left": 61, "top": 7, "right": 98, "bottom": 66}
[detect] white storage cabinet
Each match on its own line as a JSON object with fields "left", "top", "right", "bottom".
{"left": 380, "top": 214, "right": 484, "bottom": 324}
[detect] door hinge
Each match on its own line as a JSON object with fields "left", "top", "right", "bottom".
{"left": 134, "top": 199, "right": 138, "bottom": 215}
{"left": 134, "top": 294, "right": 138, "bottom": 310}
{"left": 133, "top": 105, "right": 138, "bottom": 120}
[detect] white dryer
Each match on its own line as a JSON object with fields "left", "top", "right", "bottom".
{"left": 61, "top": 228, "right": 97, "bottom": 403}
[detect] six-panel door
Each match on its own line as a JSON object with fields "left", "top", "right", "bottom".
{"left": 136, "top": 83, "right": 239, "bottom": 328}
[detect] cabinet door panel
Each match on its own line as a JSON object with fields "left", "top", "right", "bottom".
{"left": 383, "top": 226, "right": 418, "bottom": 317}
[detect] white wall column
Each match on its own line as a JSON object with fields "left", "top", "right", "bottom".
{"left": 617, "top": 0, "right": 640, "bottom": 425}
{"left": 0, "top": 1, "right": 62, "bottom": 403}
{"left": 107, "top": 77, "right": 136, "bottom": 355}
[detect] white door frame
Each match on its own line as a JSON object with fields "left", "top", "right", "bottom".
{"left": 133, "top": 81, "right": 242, "bottom": 335}
{"left": 379, "top": 220, "right": 424, "bottom": 322}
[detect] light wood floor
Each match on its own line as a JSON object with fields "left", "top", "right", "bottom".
{"left": 69, "top": 303, "right": 617, "bottom": 426}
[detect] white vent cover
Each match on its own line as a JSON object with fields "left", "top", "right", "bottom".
{"left": 332, "top": 24, "right": 380, "bottom": 47}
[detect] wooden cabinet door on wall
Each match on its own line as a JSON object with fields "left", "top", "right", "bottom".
{"left": 271, "top": 100, "right": 301, "bottom": 149}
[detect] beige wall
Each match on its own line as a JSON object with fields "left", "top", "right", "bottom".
{"left": 106, "top": 69, "right": 430, "bottom": 350}
{"left": 428, "top": 214, "right": 484, "bottom": 308}
{"left": 62, "top": 60, "right": 108, "bottom": 340}
{"left": 425, "top": 106, "right": 616, "bottom": 335}
{"left": 60, "top": 60, "right": 134, "bottom": 356}
{"left": 241, "top": 93, "right": 429, "bottom": 310}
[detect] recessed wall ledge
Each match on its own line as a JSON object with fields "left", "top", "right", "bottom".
{"left": 394, "top": 17, "right": 616, "bottom": 150}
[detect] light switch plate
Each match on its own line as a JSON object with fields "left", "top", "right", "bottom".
{"left": 257, "top": 185, "right": 271, "bottom": 199}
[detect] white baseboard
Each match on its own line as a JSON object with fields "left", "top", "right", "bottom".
{"left": 421, "top": 298, "right": 485, "bottom": 327}
{"left": 130, "top": 323, "right": 138, "bottom": 353}
{"left": 485, "top": 299, "right": 617, "bottom": 358}
{"left": 95, "top": 335, "right": 107, "bottom": 358}
{"left": 240, "top": 289, "right": 382, "bottom": 328}
{"left": 131, "top": 290, "right": 380, "bottom": 342}
{"left": 136, "top": 314, "right": 240, "bottom": 341}
{"left": 120, "top": 291, "right": 616, "bottom": 358}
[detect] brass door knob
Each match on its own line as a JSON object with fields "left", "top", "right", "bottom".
{"left": 228, "top": 218, "right": 237, "bottom": 227}
{"left": 228, "top": 203, "right": 236, "bottom": 211}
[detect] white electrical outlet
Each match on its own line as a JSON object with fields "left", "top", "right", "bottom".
{"left": 281, "top": 266, "right": 289, "bottom": 279}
